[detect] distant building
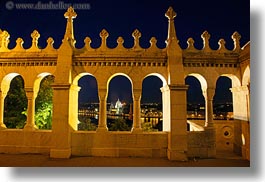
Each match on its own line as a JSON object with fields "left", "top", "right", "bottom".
{"left": 109, "top": 99, "right": 123, "bottom": 115}
{"left": 115, "top": 99, "right": 123, "bottom": 114}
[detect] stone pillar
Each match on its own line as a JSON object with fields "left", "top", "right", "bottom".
{"left": 160, "top": 85, "right": 170, "bottom": 131}
{"left": 50, "top": 84, "right": 72, "bottom": 158}
{"left": 167, "top": 84, "right": 188, "bottom": 161}
{"left": 69, "top": 84, "right": 80, "bottom": 131}
{"left": 0, "top": 91, "right": 7, "bottom": 129}
{"left": 97, "top": 88, "right": 108, "bottom": 132}
{"left": 203, "top": 88, "right": 215, "bottom": 127}
{"left": 230, "top": 86, "right": 249, "bottom": 121}
{"left": 50, "top": 7, "right": 77, "bottom": 158}
{"left": 24, "top": 88, "right": 38, "bottom": 130}
{"left": 203, "top": 87, "right": 216, "bottom": 158}
{"left": 245, "top": 85, "right": 250, "bottom": 121}
{"left": 131, "top": 89, "right": 142, "bottom": 132}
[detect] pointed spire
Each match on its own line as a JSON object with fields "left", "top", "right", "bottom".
{"left": 63, "top": 6, "right": 77, "bottom": 46}
{"left": 165, "top": 7, "right": 178, "bottom": 44}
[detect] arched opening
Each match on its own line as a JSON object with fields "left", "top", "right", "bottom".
{"left": 214, "top": 76, "right": 234, "bottom": 120}
{"left": 242, "top": 66, "right": 250, "bottom": 87}
{"left": 107, "top": 74, "right": 133, "bottom": 131}
{"left": 141, "top": 75, "right": 163, "bottom": 132}
{"left": 242, "top": 66, "right": 250, "bottom": 120}
{"left": 34, "top": 74, "right": 54, "bottom": 130}
{"left": 77, "top": 74, "right": 99, "bottom": 131}
{"left": 3, "top": 74, "right": 27, "bottom": 129}
{"left": 185, "top": 75, "right": 206, "bottom": 121}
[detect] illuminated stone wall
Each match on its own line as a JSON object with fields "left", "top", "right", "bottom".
{"left": 0, "top": 7, "right": 250, "bottom": 161}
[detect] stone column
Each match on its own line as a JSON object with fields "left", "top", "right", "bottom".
{"left": 97, "top": 88, "right": 108, "bottom": 132}
{"left": 167, "top": 84, "right": 188, "bottom": 161}
{"left": 203, "top": 88, "right": 215, "bottom": 127}
{"left": 24, "top": 88, "right": 38, "bottom": 130}
{"left": 0, "top": 91, "right": 7, "bottom": 129}
{"left": 246, "top": 85, "right": 250, "bottom": 121}
{"left": 203, "top": 87, "right": 216, "bottom": 158}
{"left": 160, "top": 85, "right": 170, "bottom": 131}
{"left": 69, "top": 84, "right": 80, "bottom": 131}
{"left": 50, "top": 84, "right": 72, "bottom": 158}
{"left": 131, "top": 89, "right": 142, "bottom": 132}
{"left": 230, "top": 86, "right": 249, "bottom": 121}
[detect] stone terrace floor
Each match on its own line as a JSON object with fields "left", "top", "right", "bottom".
{"left": 0, "top": 151, "right": 249, "bottom": 167}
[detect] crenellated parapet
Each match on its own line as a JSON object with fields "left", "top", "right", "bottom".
{"left": 0, "top": 29, "right": 57, "bottom": 54}
{"left": 74, "top": 27, "right": 167, "bottom": 67}
{"left": 78, "top": 28, "right": 164, "bottom": 52}
{"left": 185, "top": 30, "right": 241, "bottom": 52}
{"left": 74, "top": 29, "right": 166, "bottom": 67}
{"left": 183, "top": 30, "right": 243, "bottom": 68}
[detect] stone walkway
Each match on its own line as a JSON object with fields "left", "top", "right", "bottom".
{"left": 0, "top": 152, "right": 250, "bottom": 167}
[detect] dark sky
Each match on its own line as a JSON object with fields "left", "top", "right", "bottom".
{"left": 0, "top": 0, "right": 250, "bottom": 104}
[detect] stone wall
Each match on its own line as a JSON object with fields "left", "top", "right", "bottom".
{"left": 0, "top": 130, "right": 53, "bottom": 154}
{"left": 233, "top": 119, "right": 250, "bottom": 160}
{"left": 71, "top": 131, "right": 168, "bottom": 158}
{"left": 187, "top": 131, "right": 208, "bottom": 158}
{"left": 214, "top": 121, "right": 234, "bottom": 152}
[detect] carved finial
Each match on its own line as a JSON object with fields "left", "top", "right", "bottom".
{"left": 13, "top": 38, "right": 24, "bottom": 51}
{"left": 64, "top": 6, "right": 77, "bottom": 19}
{"left": 63, "top": 6, "right": 77, "bottom": 46}
{"left": 84, "top": 37, "right": 92, "bottom": 49}
{"left": 201, "top": 31, "right": 211, "bottom": 51}
{"left": 149, "top": 37, "right": 158, "bottom": 49}
{"left": 0, "top": 30, "right": 10, "bottom": 51}
{"left": 165, "top": 6, "right": 176, "bottom": 20}
{"left": 47, "top": 37, "right": 54, "bottom": 46}
{"left": 116, "top": 36, "right": 124, "bottom": 49}
{"left": 100, "top": 29, "right": 109, "bottom": 39}
{"left": 132, "top": 29, "right": 141, "bottom": 49}
{"left": 232, "top": 31, "right": 241, "bottom": 52}
{"left": 99, "top": 29, "right": 109, "bottom": 48}
{"left": 31, "top": 30, "right": 40, "bottom": 40}
{"left": 218, "top": 39, "right": 227, "bottom": 52}
{"left": 187, "top": 38, "right": 195, "bottom": 50}
{"left": 43, "top": 37, "right": 56, "bottom": 52}
{"left": 47, "top": 37, "right": 54, "bottom": 48}
{"left": 30, "top": 30, "right": 40, "bottom": 50}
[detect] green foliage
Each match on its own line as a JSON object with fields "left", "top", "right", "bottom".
{"left": 78, "top": 118, "right": 97, "bottom": 131}
{"left": 34, "top": 76, "right": 54, "bottom": 129}
{"left": 141, "top": 122, "right": 158, "bottom": 132}
{"left": 34, "top": 102, "right": 53, "bottom": 129}
{"left": 109, "top": 118, "right": 130, "bottom": 131}
{"left": 4, "top": 76, "right": 27, "bottom": 129}
{"left": 4, "top": 75, "right": 54, "bottom": 129}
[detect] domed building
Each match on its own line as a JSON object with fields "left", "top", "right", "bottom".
{"left": 115, "top": 99, "right": 123, "bottom": 115}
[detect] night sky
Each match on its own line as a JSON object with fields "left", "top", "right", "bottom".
{"left": 0, "top": 0, "right": 250, "bottom": 104}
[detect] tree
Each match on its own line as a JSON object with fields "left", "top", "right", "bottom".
{"left": 78, "top": 117, "right": 97, "bottom": 131}
{"left": 34, "top": 75, "right": 54, "bottom": 129}
{"left": 4, "top": 76, "right": 27, "bottom": 129}
{"left": 141, "top": 122, "right": 158, "bottom": 132}
{"left": 109, "top": 118, "right": 130, "bottom": 131}
{"left": 4, "top": 75, "right": 54, "bottom": 129}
